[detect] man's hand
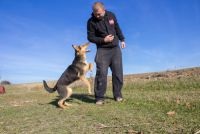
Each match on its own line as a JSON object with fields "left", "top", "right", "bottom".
{"left": 104, "top": 34, "right": 114, "bottom": 43}
{"left": 121, "top": 41, "right": 126, "bottom": 49}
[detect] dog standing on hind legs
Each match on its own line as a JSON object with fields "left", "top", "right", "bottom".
{"left": 43, "top": 42, "right": 93, "bottom": 109}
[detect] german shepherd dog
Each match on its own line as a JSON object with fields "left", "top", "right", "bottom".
{"left": 43, "top": 42, "right": 93, "bottom": 109}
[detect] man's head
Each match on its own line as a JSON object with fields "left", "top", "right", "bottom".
{"left": 92, "top": 2, "right": 106, "bottom": 20}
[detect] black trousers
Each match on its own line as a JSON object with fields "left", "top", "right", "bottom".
{"left": 94, "top": 46, "right": 123, "bottom": 101}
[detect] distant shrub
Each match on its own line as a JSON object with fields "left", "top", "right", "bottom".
{"left": 0, "top": 80, "right": 11, "bottom": 85}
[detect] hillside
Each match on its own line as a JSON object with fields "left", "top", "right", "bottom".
{"left": 124, "top": 67, "right": 200, "bottom": 81}
{"left": 12, "top": 67, "right": 200, "bottom": 89}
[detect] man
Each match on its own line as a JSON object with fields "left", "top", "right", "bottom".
{"left": 87, "top": 2, "right": 126, "bottom": 105}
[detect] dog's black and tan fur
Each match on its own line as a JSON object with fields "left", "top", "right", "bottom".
{"left": 43, "top": 43, "right": 93, "bottom": 109}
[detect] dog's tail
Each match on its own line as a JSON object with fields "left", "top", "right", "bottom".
{"left": 43, "top": 80, "right": 56, "bottom": 93}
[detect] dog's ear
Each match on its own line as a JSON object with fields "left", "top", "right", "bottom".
{"left": 84, "top": 42, "right": 90, "bottom": 47}
{"left": 72, "top": 45, "right": 79, "bottom": 51}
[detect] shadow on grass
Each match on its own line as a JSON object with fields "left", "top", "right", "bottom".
{"left": 71, "top": 94, "right": 95, "bottom": 103}
{"left": 48, "top": 94, "right": 96, "bottom": 107}
{"left": 48, "top": 97, "right": 60, "bottom": 108}
{"left": 71, "top": 94, "right": 114, "bottom": 103}
{"left": 48, "top": 94, "right": 114, "bottom": 107}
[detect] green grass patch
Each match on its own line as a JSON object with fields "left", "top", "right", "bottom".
{"left": 0, "top": 77, "right": 200, "bottom": 133}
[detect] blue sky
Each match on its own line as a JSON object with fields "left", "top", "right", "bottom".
{"left": 0, "top": 0, "right": 200, "bottom": 84}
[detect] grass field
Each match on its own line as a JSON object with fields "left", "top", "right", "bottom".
{"left": 0, "top": 76, "right": 200, "bottom": 134}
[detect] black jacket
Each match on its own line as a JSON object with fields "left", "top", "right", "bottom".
{"left": 87, "top": 11, "right": 125, "bottom": 48}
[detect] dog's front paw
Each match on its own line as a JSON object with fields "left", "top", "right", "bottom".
{"left": 89, "top": 63, "right": 93, "bottom": 71}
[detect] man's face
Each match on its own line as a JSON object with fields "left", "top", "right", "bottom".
{"left": 93, "top": 7, "right": 105, "bottom": 20}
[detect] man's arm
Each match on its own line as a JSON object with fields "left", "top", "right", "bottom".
{"left": 112, "top": 13, "right": 126, "bottom": 48}
{"left": 112, "top": 13, "right": 125, "bottom": 42}
{"left": 87, "top": 20, "right": 104, "bottom": 44}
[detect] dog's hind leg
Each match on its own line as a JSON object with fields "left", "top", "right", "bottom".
{"left": 57, "top": 86, "right": 73, "bottom": 109}
{"left": 63, "top": 87, "right": 72, "bottom": 107}
{"left": 80, "top": 77, "right": 92, "bottom": 94}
